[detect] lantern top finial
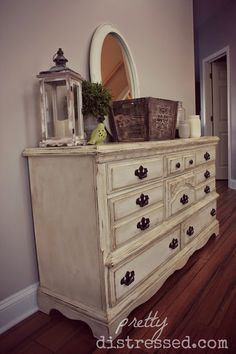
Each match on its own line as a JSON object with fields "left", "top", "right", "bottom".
{"left": 40, "top": 48, "right": 69, "bottom": 73}
{"left": 53, "top": 48, "right": 68, "bottom": 68}
{"left": 38, "top": 48, "right": 84, "bottom": 80}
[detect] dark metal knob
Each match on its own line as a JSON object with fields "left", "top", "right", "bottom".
{"left": 204, "top": 152, "right": 211, "bottom": 161}
{"left": 120, "top": 270, "right": 135, "bottom": 286}
{"left": 135, "top": 165, "right": 148, "bottom": 180}
{"left": 136, "top": 193, "right": 149, "bottom": 208}
{"left": 210, "top": 208, "right": 216, "bottom": 216}
{"left": 204, "top": 170, "right": 211, "bottom": 179}
{"left": 176, "top": 162, "right": 181, "bottom": 169}
{"left": 137, "top": 217, "right": 150, "bottom": 231}
{"left": 169, "top": 238, "right": 179, "bottom": 249}
{"left": 189, "top": 159, "right": 194, "bottom": 165}
{"left": 180, "top": 194, "right": 189, "bottom": 205}
{"left": 204, "top": 185, "right": 210, "bottom": 194}
{"left": 187, "top": 226, "right": 194, "bottom": 237}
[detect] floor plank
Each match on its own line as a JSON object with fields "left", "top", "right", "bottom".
{"left": 0, "top": 312, "right": 52, "bottom": 354}
{"left": 34, "top": 317, "right": 81, "bottom": 352}
{"left": 11, "top": 341, "right": 53, "bottom": 354}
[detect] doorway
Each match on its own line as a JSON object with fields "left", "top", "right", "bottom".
{"left": 202, "top": 48, "right": 230, "bottom": 181}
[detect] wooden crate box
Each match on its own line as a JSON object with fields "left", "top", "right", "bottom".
{"left": 110, "top": 97, "right": 178, "bottom": 142}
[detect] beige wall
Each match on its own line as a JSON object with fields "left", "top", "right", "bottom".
{"left": 0, "top": 0, "right": 195, "bottom": 300}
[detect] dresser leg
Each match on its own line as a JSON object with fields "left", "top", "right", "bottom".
{"left": 37, "top": 288, "right": 124, "bottom": 340}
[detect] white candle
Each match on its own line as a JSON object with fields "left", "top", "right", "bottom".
{"left": 55, "top": 120, "right": 70, "bottom": 137}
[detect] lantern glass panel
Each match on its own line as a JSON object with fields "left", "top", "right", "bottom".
{"left": 44, "top": 80, "right": 70, "bottom": 138}
{"left": 73, "top": 84, "right": 82, "bottom": 136}
{"left": 44, "top": 83, "right": 54, "bottom": 137}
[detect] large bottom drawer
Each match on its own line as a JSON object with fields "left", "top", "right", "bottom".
{"left": 110, "top": 227, "right": 180, "bottom": 302}
{"left": 182, "top": 200, "right": 217, "bottom": 245}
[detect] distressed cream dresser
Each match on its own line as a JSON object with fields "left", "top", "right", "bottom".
{"left": 24, "top": 136, "right": 219, "bottom": 339}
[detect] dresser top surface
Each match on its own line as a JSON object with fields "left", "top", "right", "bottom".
{"left": 23, "top": 136, "right": 219, "bottom": 159}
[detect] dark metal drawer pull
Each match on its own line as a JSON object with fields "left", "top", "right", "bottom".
{"left": 187, "top": 226, "right": 194, "bottom": 237}
{"left": 210, "top": 208, "right": 216, "bottom": 216}
{"left": 204, "top": 170, "right": 211, "bottom": 179}
{"left": 135, "top": 165, "right": 148, "bottom": 180}
{"left": 204, "top": 152, "right": 211, "bottom": 161}
{"left": 136, "top": 193, "right": 149, "bottom": 208}
{"left": 169, "top": 238, "right": 179, "bottom": 249}
{"left": 137, "top": 217, "right": 150, "bottom": 231}
{"left": 176, "top": 162, "right": 181, "bottom": 169}
{"left": 180, "top": 194, "right": 189, "bottom": 205}
{"left": 204, "top": 185, "right": 210, "bottom": 194}
{"left": 189, "top": 159, "right": 194, "bottom": 165}
{"left": 120, "top": 270, "right": 135, "bottom": 286}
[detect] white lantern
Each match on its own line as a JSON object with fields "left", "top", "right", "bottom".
{"left": 37, "top": 48, "right": 85, "bottom": 147}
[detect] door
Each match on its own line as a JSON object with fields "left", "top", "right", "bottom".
{"left": 211, "top": 58, "right": 228, "bottom": 180}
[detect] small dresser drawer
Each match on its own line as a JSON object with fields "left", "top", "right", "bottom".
{"left": 184, "top": 154, "right": 195, "bottom": 170}
{"left": 166, "top": 153, "right": 195, "bottom": 175}
{"left": 195, "top": 179, "right": 215, "bottom": 201}
{"left": 107, "top": 157, "right": 163, "bottom": 192}
{"left": 195, "top": 164, "right": 216, "bottom": 185}
{"left": 196, "top": 147, "right": 216, "bottom": 165}
{"left": 114, "top": 205, "right": 164, "bottom": 247}
{"left": 182, "top": 200, "right": 217, "bottom": 245}
{"left": 167, "top": 155, "right": 184, "bottom": 175}
{"left": 112, "top": 227, "right": 180, "bottom": 301}
{"left": 110, "top": 182, "right": 163, "bottom": 222}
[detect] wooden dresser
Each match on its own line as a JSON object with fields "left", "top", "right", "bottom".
{"left": 23, "top": 136, "right": 219, "bottom": 339}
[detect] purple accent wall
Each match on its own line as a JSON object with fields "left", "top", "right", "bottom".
{"left": 194, "top": 0, "right": 236, "bottom": 180}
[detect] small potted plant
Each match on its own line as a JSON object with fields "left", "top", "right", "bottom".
{"left": 82, "top": 80, "right": 112, "bottom": 143}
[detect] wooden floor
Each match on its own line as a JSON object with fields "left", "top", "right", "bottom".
{"left": 1, "top": 181, "right": 235, "bottom": 354}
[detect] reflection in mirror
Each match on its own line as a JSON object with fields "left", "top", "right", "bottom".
{"left": 90, "top": 23, "right": 140, "bottom": 99}
{"left": 101, "top": 34, "right": 132, "bottom": 100}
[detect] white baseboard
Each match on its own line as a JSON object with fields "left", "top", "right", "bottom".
{"left": 0, "top": 283, "right": 39, "bottom": 334}
{"left": 229, "top": 178, "right": 236, "bottom": 189}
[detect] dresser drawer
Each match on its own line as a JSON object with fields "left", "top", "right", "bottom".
{"left": 184, "top": 154, "right": 195, "bottom": 170}
{"left": 170, "top": 187, "right": 195, "bottom": 216}
{"left": 196, "top": 147, "right": 216, "bottom": 165}
{"left": 182, "top": 200, "right": 217, "bottom": 245}
{"left": 107, "top": 157, "right": 163, "bottom": 192}
{"left": 195, "top": 164, "right": 215, "bottom": 185}
{"left": 166, "top": 152, "right": 195, "bottom": 176}
{"left": 167, "top": 154, "right": 184, "bottom": 175}
{"left": 110, "top": 182, "right": 163, "bottom": 222}
{"left": 195, "top": 179, "right": 215, "bottom": 201}
{"left": 166, "top": 173, "right": 195, "bottom": 217}
{"left": 114, "top": 205, "right": 164, "bottom": 247}
{"left": 112, "top": 227, "right": 180, "bottom": 301}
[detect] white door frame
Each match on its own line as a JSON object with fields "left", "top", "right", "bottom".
{"left": 202, "top": 46, "right": 231, "bottom": 186}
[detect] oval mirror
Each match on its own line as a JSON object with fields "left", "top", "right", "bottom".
{"left": 90, "top": 23, "right": 140, "bottom": 99}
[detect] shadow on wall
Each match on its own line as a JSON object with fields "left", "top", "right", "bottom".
{"left": 23, "top": 82, "right": 42, "bottom": 147}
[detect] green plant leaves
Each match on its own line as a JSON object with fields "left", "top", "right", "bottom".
{"left": 82, "top": 80, "right": 112, "bottom": 120}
